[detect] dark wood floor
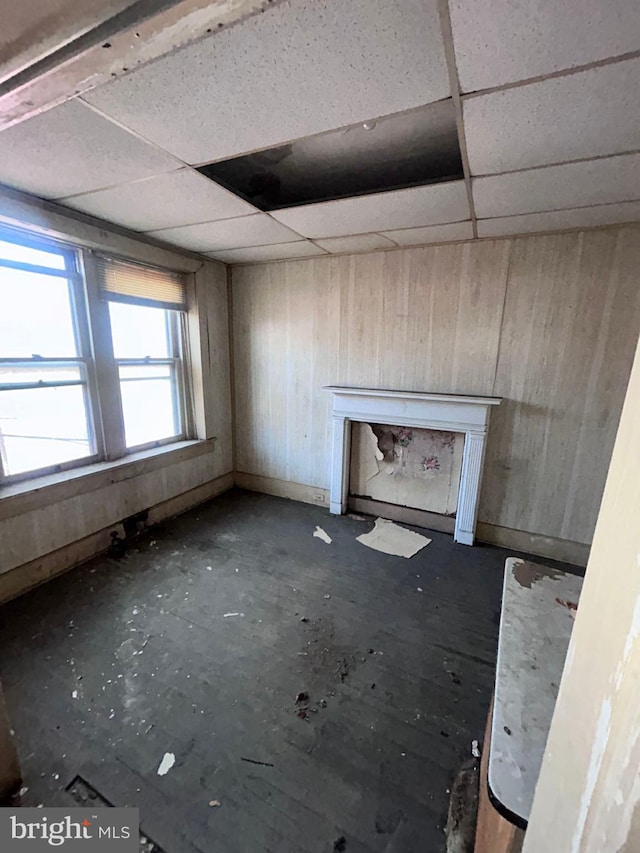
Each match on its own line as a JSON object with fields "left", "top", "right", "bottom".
{"left": 0, "top": 489, "right": 564, "bottom": 852}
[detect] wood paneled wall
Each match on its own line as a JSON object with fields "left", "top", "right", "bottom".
{"left": 231, "top": 226, "right": 640, "bottom": 553}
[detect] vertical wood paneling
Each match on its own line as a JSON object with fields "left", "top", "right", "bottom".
{"left": 335, "top": 242, "right": 510, "bottom": 393}
{"left": 233, "top": 257, "right": 340, "bottom": 486}
{"left": 480, "top": 227, "right": 640, "bottom": 543}
{"left": 232, "top": 225, "right": 640, "bottom": 546}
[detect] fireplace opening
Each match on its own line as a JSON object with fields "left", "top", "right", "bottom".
{"left": 349, "top": 422, "right": 465, "bottom": 519}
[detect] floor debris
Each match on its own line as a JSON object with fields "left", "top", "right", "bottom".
{"left": 223, "top": 612, "right": 244, "bottom": 618}
{"left": 471, "top": 740, "right": 481, "bottom": 759}
{"left": 334, "top": 836, "right": 347, "bottom": 851}
{"left": 240, "top": 757, "right": 274, "bottom": 768}
{"left": 208, "top": 799, "right": 221, "bottom": 807}
{"left": 295, "top": 691, "right": 309, "bottom": 704}
{"left": 356, "top": 517, "right": 431, "bottom": 558}
{"left": 157, "top": 752, "right": 176, "bottom": 776}
{"left": 313, "top": 526, "right": 332, "bottom": 544}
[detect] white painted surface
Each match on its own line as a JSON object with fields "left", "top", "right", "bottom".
{"left": 356, "top": 517, "right": 431, "bottom": 558}
{"left": 271, "top": 182, "right": 470, "bottom": 238}
{"left": 473, "top": 153, "right": 640, "bottom": 219}
{"left": 465, "top": 59, "right": 640, "bottom": 175}
{"left": 207, "top": 241, "right": 326, "bottom": 264}
{"left": 85, "top": 0, "right": 450, "bottom": 163}
{"left": 523, "top": 339, "right": 640, "bottom": 853}
{"left": 478, "top": 202, "right": 640, "bottom": 238}
{"left": 326, "top": 387, "right": 500, "bottom": 545}
{"left": 148, "top": 213, "right": 302, "bottom": 252}
{"left": 62, "top": 168, "right": 257, "bottom": 231}
{"left": 449, "top": 0, "right": 640, "bottom": 92}
{"left": 380, "top": 221, "right": 474, "bottom": 246}
{"left": 491, "top": 558, "right": 583, "bottom": 823}
{"left": 0, "top": 99, "right": 179, "bottom": 199}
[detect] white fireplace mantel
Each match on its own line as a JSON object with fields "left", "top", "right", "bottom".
{"left": 325, "top": 387, "right": 501, "bottom": 546}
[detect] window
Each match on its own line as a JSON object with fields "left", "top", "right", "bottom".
{"left": 0, "top": 227, "right": 191, "bottom": 486}
{"left": 96, "top": 256, "right": 189, "bottom": 452}
{"left": 0, "top": 232, "right": 97, "bottom": 480}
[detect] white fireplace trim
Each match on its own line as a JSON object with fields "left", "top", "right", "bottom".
{"left": 325, "top": 387, "right": 501, "bottom": 546}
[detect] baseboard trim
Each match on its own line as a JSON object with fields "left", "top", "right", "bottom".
{"left": 234, "top": 473, "right": 590, "bottom": 566}
{"left": 0, "top": 472, "right": 234, "bottom": 605}
{"left": 476, "top": 522, "right": 589, "bottom": 568}
{"left": 348, "top": 496, "right": 455, "bottom": 534}
{"left": 235, "top": 472, "right": 329, "bottom": 507}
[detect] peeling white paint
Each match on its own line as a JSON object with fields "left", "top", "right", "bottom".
{"left": 572, "top": 698, "right": 612, "bottom": 853}
{"left": 313, "top": 526, "right": 332, "bottom": 544}
{"left": 157, "top": 752, "right": 175, "bottom": 776}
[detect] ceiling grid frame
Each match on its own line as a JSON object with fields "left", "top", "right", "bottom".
{"left": 0, "top": 0, "right": 636, "bottom": 258}
{"left": 438, "top": 0, "right": 477, "bottom": 238}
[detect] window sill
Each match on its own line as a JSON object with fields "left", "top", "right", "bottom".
{"left": 0, "top": 438, "right": 216, "bottom": 520}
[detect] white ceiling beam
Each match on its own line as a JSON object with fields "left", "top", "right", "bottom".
{"left": 0, "top": 0, "right": 286, "bottom": 131}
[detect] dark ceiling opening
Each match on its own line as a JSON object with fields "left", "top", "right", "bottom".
{"left": 196, "top": 100, "right": 463, "bottom": 211}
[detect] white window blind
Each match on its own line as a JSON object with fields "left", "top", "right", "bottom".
{"left": 96, "top": 255, "right": 187, "bottom": 311}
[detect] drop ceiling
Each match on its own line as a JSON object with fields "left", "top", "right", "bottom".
{"left": 0, "top": 0, "right": 637, "bottom": 264}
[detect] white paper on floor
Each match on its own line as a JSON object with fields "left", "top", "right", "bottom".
{"left": 313, "top": 526, "right": 332, "bottom": 544}
{"left": 157, "top": 752, "right": 175, "bottom": 776}
{"left": 356, "top": 517, "right": 431, "bottom": 558}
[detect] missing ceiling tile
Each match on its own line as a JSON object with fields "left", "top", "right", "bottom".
{"left": 197, "top": 101, "right": 463, "bottom": 210}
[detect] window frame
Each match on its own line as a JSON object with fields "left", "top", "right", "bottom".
{"left": 0, "top": 226, "right": 194, "bottom": 487}
{"left": 109, "top": 303, "right": 191, "bottom": 453}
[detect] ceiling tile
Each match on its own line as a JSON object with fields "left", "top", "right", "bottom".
{"left": 60, "top": 168, "right": 257, "bottom": 231}
{"left": 464, "top": 60, "right": 640, "bottom": 175}
{"left": 0, "top": 99, "right": 179, "bottom": 199}
{"left": 473, "top": 154, "right": 640, "bottom": 219}
{"left": 84, "top": 0, "right": 449, "bottom": 164}
{"left": 271, "top": 182, "right": 470, "bottom": 239}
{"left": 381, "top": 221, "right": 474, "bottom": 245}
{"left": 449, "top": 0, "right": 640, "bottom": 92}
{"left": 147, "top": 213, "right": 302, "bottom": 252}
{"left": 314, "top": 234, "right": 396, "bottom": 254}
{"left": 206, "top": 242, "right": 327, "bottom": 264}
{"left": 477, "top": 202, "right": 640, "bottom": 238}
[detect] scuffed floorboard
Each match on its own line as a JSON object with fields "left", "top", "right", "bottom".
{"left": 0, "top": 489, "right": 570, "bottom": 852}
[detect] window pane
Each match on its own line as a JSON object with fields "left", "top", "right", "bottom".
{"left": 0, "top": 363, "right": 83, "bottom": 387}
{"left": 0, "top": 237, "right": 67, "bottom": 271}
{"left": 119, "top": 364, "right": 171, "bottom": 381}
{"left": 0, "top": 385, "right": 93, "bottom": 476}
{"left": 118, "top": 366, "right": 178, "bottom": 448}
{"left": 0, "top": 267, "right": 78, "bottom": 357}
{"left": 109, "top": 302, "right": 170, "bottom": 358}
